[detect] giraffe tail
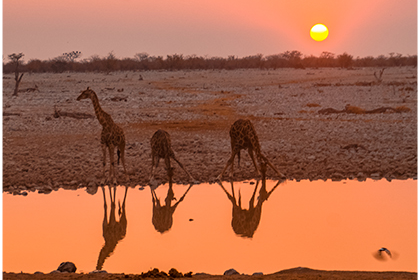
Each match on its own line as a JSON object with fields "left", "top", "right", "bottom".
{"left": 117, "top": 149, "right": 121, "bottom": 165}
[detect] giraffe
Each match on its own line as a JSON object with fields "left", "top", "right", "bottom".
{"left": 77, "top": 87, "right": 128, "bottom": 185}
{"left": 96, "top": 185, "right": 128, "bottom": 270}
{"left": 217, "top": 119, "right": 285, "bottom": 180}
{"left": 149, "top": 129, "right": 194, "bottom": 182}
{"left": 217, "top": 162, "right": 283, "bottom": 238}
{"left": 150, "top": 167, "right": 193, "bottom": 233}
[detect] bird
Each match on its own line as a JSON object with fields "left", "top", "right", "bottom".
{"left": 373, "top": 247, "right": 392, "bottom": 261}
{"left": 379, "top": 247, "right": 392, "bottom": 257}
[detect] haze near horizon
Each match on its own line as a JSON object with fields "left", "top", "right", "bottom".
{"left": 3, "top": 0, "right": 417, "bottom": 61}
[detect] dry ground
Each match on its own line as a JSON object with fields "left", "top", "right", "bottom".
{"left": 3, "top": 67, "right": 417, "bottom": 193}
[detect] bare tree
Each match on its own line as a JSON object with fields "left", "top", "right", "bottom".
{"left": 62, "top": 51, "right": 82, "bottom": 62}
{"left": 134, "top": 52, "right": 149, "bottom": 62}
{"left": 9, "top": 53, "right": 24, "bottom": 96}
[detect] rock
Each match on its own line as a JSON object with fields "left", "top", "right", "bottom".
{"left": 38, "top": 186, "right": 52, "bottom": 194}
{"left": 86, "top": 185, "right": 98, "bottom": 195}
{"left": 87, "top": 180, "right": 97, "bottom": 189}
{"left": 90, "top": 270, "right": 108, "bottom": 274}
{"left": 224, "top": 269, "right": 239, "bottom": 275}
{"left": 141, "top": 268, "right": 167, "bottom": 278}
{"left": 356, "top": 172, "right": 366, "bottom": 181}
{"left": 371, "top": 172, "right": 381, "bottom": 180}
{"left": 57, "top": 261, "right": 77, "bottom": 273}
{"left": 331, "top": 172, "right": 343, "bottom": 181}
{"left": 169, "top": 268, "right": 183, "bottom": 278}
{"left": 253, "top": 272, "right": 264, "bottom": 276}
{"left": 184, "top": 271, "right": 193, "bottom": 277}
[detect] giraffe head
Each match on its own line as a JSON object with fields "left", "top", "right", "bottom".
{"left": 77, "top": 87, "right": 95, "bottom": 101}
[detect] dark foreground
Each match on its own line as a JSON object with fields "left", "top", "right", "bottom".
{"left": 3, "top": 267, "right": 417, "bottom": 280}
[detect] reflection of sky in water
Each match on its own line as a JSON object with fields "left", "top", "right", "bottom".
{"left": 3, "top": 179, "right": 417, "bottom": 274}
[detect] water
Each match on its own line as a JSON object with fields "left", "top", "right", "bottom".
{"left": 3, "top": 179, "right": 417, "bottom": 274}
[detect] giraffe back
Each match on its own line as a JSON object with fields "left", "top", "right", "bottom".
{"left": 101, "top": 122, "right": 125, "bottom": 147}
{"left": 231, "top": 203, "right": 263, "bottom": 238}
{"left": 151, "top": 129, "right": 174, "bottom": 158}
{"left": 229, "top": 119, "right": 261, "bottom": 152}
{"left": 152, "top": 203, "right": 174, "bottom": 233}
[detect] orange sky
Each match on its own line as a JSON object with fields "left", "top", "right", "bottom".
{"left": 3, "top": 179, "right": 417, "bottom": 274}
{"left": 3, "top": 0, "right": 417, "bottom": 61}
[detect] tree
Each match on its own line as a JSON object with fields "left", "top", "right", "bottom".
{"left": 106, "top": 51, "right": 118, "bottom": 72}
{"left": 281, "top": 50, "right": 304, "bottom": 68}
{"left": 134, "top": 52, "right": 149, "bottom": 62}
{"left": 8, "top": 53, "right": 24, "bottom": 96}
{"left": 62, "top": 51, "right": 82, "bottom": 62}
{"left": 337, "top": 52, "right": 353, "bottom": 69}
{"left": 319, "top": 51, "right": 335, "bottom": 67}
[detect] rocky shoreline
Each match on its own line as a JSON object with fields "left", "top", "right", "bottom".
{"left": 3, "top": 267, "right": 417, "bottom": 280}
{"left": 3, "top": 67, "right": 417, "bottom": 194}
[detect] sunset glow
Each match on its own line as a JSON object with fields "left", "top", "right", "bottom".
{"left": 3, "top": 0, "right": 417, "bottom": 60}
{"left": 310, "top": 23, "right": 329, "bottom": 41}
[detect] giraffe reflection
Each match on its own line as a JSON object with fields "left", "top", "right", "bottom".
{"left": 218, "top": 163, "right": 283, "bottom": 238}
{"left": 151, "top": 168, "right": 193, "bottom": 233}
{"left": 96, "top": 185, "right": 128, "bottom": 270}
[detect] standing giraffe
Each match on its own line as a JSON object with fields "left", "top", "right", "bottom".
{"left": 77, "top": 87, "right": 128, "bottom": 185}
{"left": 217, "top": 119, "right": 284, "bottom": 180}
{"left": 149, "top": 129, "right": 194, "bottom": 182}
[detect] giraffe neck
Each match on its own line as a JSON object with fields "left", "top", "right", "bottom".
{"left": 251, "top": 137, "right": 262, "bottom": 155}
{"left": 89, "top": 93, "right": 108, "bottom": 127}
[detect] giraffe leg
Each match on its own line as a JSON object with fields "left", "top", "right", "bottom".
{"left": 249, "top": 181, "right": 259, "bottom": 208}
{"left": 108, "top": 185, "right": 113, "bottom": 204}
{"left": 164, "top": 155, "right": 171, "bottom": 172}
{"left": 260, "top": 154, "right": 286, "bottom": 179}
{"left": 108, "top": 144, "right": 117, "bottom": 186}
{"left": 172, "top": 155, "right": 195, "bottom": 182}
{"left": 149, "top": 154, "right": 160, "bottom": 183}
{"left": 248, "top": 148, "right": 261, "bottom": 177}
{"left": 101, "top": 186, "right": 108, "bottom": 232}
{"left": 230, "top": 179, "right": 236, "bottom": 201}
{"left": 217, "top": 151, "right": 236, "bottom": 180}
{"left": 229, "top": 154, "right": 235, "bottom": 179}
{"left": 119, "top": 144, "right": 129, "bottom": 182}
{"left": 149, "top": 152, "right": 155, "bottom": 182}
{"left": 101, "top": 143, "right": 107, "bottom": 185}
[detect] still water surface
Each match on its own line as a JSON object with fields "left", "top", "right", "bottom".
{"left": 3, "top": 179, "right": 417, "bottom": 274}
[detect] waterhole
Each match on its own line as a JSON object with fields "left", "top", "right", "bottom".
{"left": 3, "top": 179, "right": 416, "bottom": 274}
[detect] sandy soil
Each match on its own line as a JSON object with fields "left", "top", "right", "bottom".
{"left": 3, "top": 268, "right": 417, "bottom": 280}
{"left": 3, "top": 67, "right": 417, "bottom": 193}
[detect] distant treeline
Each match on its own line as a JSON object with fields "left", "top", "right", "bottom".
{"left": 3, "top": 51, "right": 417, "bottom": 73}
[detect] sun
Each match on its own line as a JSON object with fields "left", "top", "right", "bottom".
{"left": 310, "top": 23, "right": 329, "bottom": 42}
